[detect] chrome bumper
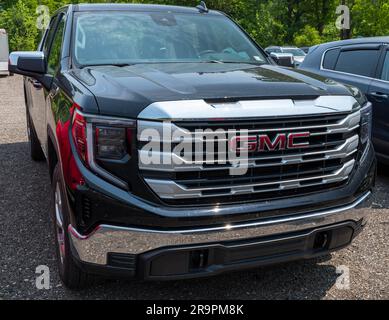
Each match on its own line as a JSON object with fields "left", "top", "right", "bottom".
{"left": 69, "top": 191, "right": 371, "bottom": 265}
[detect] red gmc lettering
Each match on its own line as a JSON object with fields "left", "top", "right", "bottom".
{"left": 230, "top": 132, "right": 310, "bottom": 152}
{"left": 258, "top": 134, "right": 287, "bottom": 151}
{"left": 288, "top": 132, "right": 311, "bottom": 148}
{"left": 229, "top": 136, "right": 257, "bottom": 152}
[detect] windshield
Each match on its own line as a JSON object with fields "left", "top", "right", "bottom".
{"left": 282, "top": 48, "right": 306, "bottom": 56}
{"left": 72, "top": 11, "right": 268, "bottom": 66}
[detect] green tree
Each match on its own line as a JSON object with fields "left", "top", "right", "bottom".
{"left": 352, "top": 0, "right": 389, "bottom": 37}
{"left": 293, "top": 25, "right": 322, "bottom": 47}
{"left": 240, "top": 1, "right": 286, "bottom": 47}
{"left": 0, "top": 0, "right": 38, "bottom": 51}
{"left": 2, "top": 0, "right": 389, "bottom": 52}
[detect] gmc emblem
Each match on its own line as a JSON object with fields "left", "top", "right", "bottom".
{"left": 229, "top": 132, "right": 311, "bottom": 152}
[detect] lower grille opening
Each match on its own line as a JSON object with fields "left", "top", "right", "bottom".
{"left": 202, "top": 188, "right": 231, "bottom": 196}
{"left": 107, "top": 253, "right": 137, "bottom": 270}
{"left": 313, "top": 231, "right": 330, "bottom": 250}
{"left": 189, "top": 250, "right": 209, "bottom": 271}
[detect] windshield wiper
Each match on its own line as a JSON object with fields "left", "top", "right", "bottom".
{"left": 202, "top": 60, "right": 225, "bottom": 64}
{"left": 201, "top": 60, "right": 266, "bottom": 65}
{"left": 81, "top": 63, "right": 133, "bottom": 68}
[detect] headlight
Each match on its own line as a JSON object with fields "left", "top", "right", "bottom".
{"left": 360, "top": 102, "right": 372, "bottom": 145}
{"left": 344, "top": 85, "right": 371, "bottom": 145}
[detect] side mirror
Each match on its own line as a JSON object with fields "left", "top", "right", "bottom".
{"left": 8, "top": 51, "right": 46, "bottom": 76}
{"left": 270, "top": 52, "right": 295, "bottom": 68}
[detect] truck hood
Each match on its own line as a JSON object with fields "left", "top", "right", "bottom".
{"left": 70, "top": 63, "right": 353, "bottom": 118}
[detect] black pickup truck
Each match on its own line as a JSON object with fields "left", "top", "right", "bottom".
{"left": 9, "top": 3, "right": 375, "bottom": 289}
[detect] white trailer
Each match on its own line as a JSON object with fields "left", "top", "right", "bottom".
{"left": 0, "top": 29, "right": 9, "bottom": 76}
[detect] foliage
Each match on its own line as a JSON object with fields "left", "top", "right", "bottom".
{"left": 351, "top": 0, "right": 389, "bottom": 37}
{"left": 0, "top": 0, "right": 39, "bottom": 51}
{"left": 293, "top": 25, "right": 322, "bottom": 47}
{"left": 0, "top": 0, "right": 388, "bottom": 52}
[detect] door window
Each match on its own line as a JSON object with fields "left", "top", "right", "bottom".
{"left": 334, "top": 49, "right": 380, "bottom": 77}
{"left": 47, "top": 14, "right": 65, "bottom": 75}
{"left": 322, "top": 48, "right": 340, "bottom": 70}
{"left": 41, "top": 16, "right": 58, "bottom": 54}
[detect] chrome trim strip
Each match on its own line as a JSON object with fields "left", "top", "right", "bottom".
{"left": 144, "top": 159, "right": 355, "bottom": 199}
{"left": 76, "top": 110, "right": 137, "bottom": 126}
{"left": 183, "top": 134, "right": 359, "bottom": 161}
{"left": 69, "top": 191, "right": 371, "bottom": 264}
{"left": 137, "top": 111, "right": 360, "bottom": 143}
{"left": 140, "top": 149, "right": 358, "bottom": 173}
{"left": 138, "top": 135, "right": 359, "bottom": 172}
{"left": 137, "top": 96, "right": 359, "bottom": 121}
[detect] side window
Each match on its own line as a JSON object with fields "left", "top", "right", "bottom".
{"left": 41, "top": 16, "right": 58, "bottom": 54}
{"left": 380, "top": 51, "right": 389, "bottom": 81}
{"left": 47, "top": 14, "right": 65, "bottom": 75}
{"left": 334, "top": 49, "right": 380, "bottom": 77}
{"left": 322, "top": 48, "right": 340, "bottom": 70}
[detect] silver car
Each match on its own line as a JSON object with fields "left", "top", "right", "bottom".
{"left": 265, "top": 46, "right": 307, "bottom": 67}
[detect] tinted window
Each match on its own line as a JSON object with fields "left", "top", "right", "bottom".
{"left": 381, "top": 51, "right": 389, "bottom": 81}
{"left": 322, "top": 48, "right": 340, "bottom": 70}
{"left": 47, "top": 15, "right": 65, "bottom": 75}
{"left": 334, "top": 49, "right": 380, "bottom": 77}
{"left": 42, "top": 16, "right": 58, "bottom": 54}
{"left": 73, "top": 12, "right": 267, "bottom": 66}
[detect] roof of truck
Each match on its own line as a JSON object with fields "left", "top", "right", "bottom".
{"left": 72, "top": 3, "right": 222, "bottom": 15}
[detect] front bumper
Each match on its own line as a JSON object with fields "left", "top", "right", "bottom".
{"left": 69, "top": 191, "right": 371, "bottom": 280}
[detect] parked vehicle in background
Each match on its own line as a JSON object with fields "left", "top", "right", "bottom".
{"left": 300, "top": 46, "right": 310, "bottom": 54}
{"left": 265, "top": 46, "right": 307, "bottom": 67}
{"left": 0, "top": 29, "right": 9, "bottom": 76}
{"left": 300, "top": 37, "right": 389, "bottom": 164}
{"left": 267, "top": 52, "right": 294, "bottom": 67}
{"left": 8, "top": 3, "right": 375, "bottom": 289}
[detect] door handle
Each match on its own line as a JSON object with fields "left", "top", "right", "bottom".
{"left": 370, "top": 92, "right": 388, "bottom": 100}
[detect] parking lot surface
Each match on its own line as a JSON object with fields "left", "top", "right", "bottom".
{"left": 0, "top": 75, "right": 388, "bottom": 299}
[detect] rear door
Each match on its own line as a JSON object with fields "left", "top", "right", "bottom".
{"left": 367, "top": 46, "right": 389, "bottom": 160}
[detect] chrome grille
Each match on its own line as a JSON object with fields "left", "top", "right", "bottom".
{"left": 138, "top": 110, "right": 360, "bottom": 204}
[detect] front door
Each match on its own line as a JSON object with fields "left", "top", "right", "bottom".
{"left": 28, "top": 15, "right": 59, "bottom": 154}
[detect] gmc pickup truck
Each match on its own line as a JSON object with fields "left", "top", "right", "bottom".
{"left": 9, "top": 3, "right": 375, "bottom": 289}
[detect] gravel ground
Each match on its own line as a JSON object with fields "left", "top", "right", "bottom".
{"left": 0, "top": 75, "right": 388, "bottom": 300}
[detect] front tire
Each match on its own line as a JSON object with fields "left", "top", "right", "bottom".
{"left": 51, "top": 164, "right": 91, "bottom": 289}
